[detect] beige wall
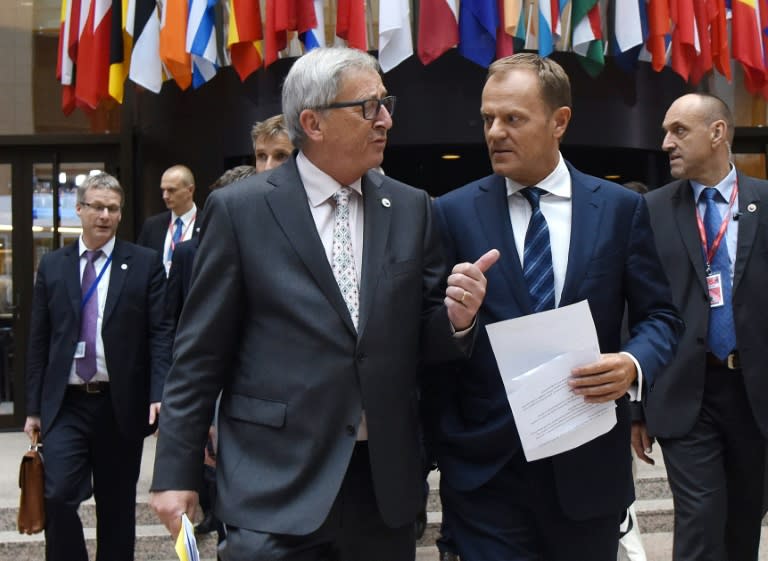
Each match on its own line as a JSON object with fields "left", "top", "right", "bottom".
{"left": 0, "top": 1, "right": 34, "bottom": 135}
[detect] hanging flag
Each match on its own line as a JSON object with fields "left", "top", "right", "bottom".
{"left": 612, "top": 0, "right": 648, "bottom": 71}
{"left": 127, "top": 0, "right": 163, "bottom": 92}
{"left": 108, "top": 0, "right": 131, "bottom": 103}
{"left": 75, "top": 0, "right": 111, "bottom": 109}
{"left": 68, "top": 0, "right": 82, "bottom": 62}
{"left": 379, "top": 0, "right": 413, "bottom": 71}
{"left": 689, "top": 0, "right": 714, "bottom": 83}
{"left": 265, "top": 1, "right": 317, "bottom": 67}
{"left": 160, "top": 0, "right": 192, "bottom": 90}
{"left": 670, "top": 0, "right": 698, "bottom": 81}
{"left": 417, "top": 0, "right": 458, "bottom": 64}
{"left": 228, "top": 0, "right": 264, "bottom": 81}
{"left": 497, "top": 0, "right": 515, "bottom": 57}
{"left": 572, "top": 0, "right": 605, "bottom": 76}
{"left": 732, "top": 0, "right": 765, "bottom": 93}
{"left": 337, "top": 0, "right": 367, "bottom": 50}
{"left": 300, "top": 0, "right": 327, "bottom": 50}
{"left": 646, "top": 0, "right": 671, "bottom": 70}
{"left": 187, "top": 0, "right": 219, "bottom": 88}
{"left": 57, "top": 0, "right": 76, "bottom": 115}
{"left": 458, "top": 0, "right": 499, "bottom": 67}
{"left": 710, "top": 0, "right": 731, "bottom": 78}
{"left": 539, "top": 0, "right": 558, "bottom": 56}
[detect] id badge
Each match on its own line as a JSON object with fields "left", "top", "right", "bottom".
{"left": 74, "top": 341, "right": 86, "bottom": 358}
{"left": 706, "top": 272, "right": 725, "bottom": 308}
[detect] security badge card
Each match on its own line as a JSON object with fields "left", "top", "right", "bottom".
{"left": 707, "top": 271, "right": 724, "bottom": 307}
{"left": 74, "top": 341, "right": 86, "bottom": 358}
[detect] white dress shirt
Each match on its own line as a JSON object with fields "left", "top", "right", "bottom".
{"left": 68, "top": 236, "right": 115, "bottom": 384}
{"left": 296, "top": 151, "right": 367, "bottom": 437}
{"left": 163, "top": 204, "right": 198, "bottom": 274}
{"left": 505, "top": 153, "right": 643, "bottom": 399}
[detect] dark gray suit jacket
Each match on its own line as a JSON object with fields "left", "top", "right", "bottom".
{"left": 151, "top": 157, "right": 470, "bottom": 535}
{"left": 645, "top": 172, "right": 768, "bottom": 439}
{"left": 26, "top": 239, "right": 173, "bottom": 439}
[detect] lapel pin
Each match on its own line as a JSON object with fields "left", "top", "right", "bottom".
{"left": 748, "top": 203, "right": 757, "bottom": 213}
{"left": 121, "top": 263, "right": 128, "bottom": 270}
{"left": 381, "top": 198, "right": 391, "bottom": 208}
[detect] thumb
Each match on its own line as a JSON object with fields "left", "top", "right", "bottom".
{"left": 473, "top": 249, "right": 500, "bottom": 273}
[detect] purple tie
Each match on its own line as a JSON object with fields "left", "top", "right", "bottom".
{"left": 77, "top": 250, "right": 100, "bottom": 382}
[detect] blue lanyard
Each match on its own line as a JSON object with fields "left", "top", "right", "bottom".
{"left": 80, "top": 253, "right": 113, "bottom": 311}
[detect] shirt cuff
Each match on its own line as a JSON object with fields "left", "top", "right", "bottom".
{"left": 450, "top": 316, "right": 476, "bottom": 338}
{"left": 620, "top": 351, "right": 643, "bottom": 401}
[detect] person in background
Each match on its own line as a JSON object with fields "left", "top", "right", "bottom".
{"left": 251, "top": 114, "right": 294, "bottom": 174}
{"left": 639, "top": 92, "right": 768, "bottom": 561}
{"left": 24, "top": 172, "right": 172, "bottom": 561}
{"left": 136, "top": 164, "right": 198, "bottom": 276}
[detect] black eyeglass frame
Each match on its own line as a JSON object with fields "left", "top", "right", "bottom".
{"left": 316, "top": 95, "right": 397, "bottom": 120}
{"left": 80, "top": 201, "right": 122, "bottom": 214}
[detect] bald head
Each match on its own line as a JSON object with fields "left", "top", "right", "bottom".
{"left": 662, "top": 93, "right": 734, "bottom": 186}
{"left": 161, "top": 165, "right": 196, "bottom": 215}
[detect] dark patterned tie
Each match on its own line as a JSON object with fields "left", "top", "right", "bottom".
{"left": 77, "top": 250, "right": 100, "bottom": 381}
{"left": 167, "top": 217, "right": 183, "bottom": 262}
{"left": 521, "top": 187, "right": 555, "bottom": 312}
{"left": 332, "top": 188, "right": 359, "bottom": 330}
{"left": 702, "top": 188, "right": 737, "bottom": 359}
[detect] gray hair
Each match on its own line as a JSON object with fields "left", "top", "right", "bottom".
{"left": 282, "top": 47, "right": 381, "bottom": 149}
{"left": 77, "top": 172, "right": 124, "bottom": 206}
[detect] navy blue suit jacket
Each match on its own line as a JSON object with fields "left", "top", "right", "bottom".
{"left": 430, "top": 164, "right": 682, "bottom": 520}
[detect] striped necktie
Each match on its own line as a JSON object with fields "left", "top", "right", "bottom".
{"left": 521, "top": 187, "right": 555, "bottom": 312}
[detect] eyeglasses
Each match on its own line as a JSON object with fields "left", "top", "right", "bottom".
{"left": 317, "top": 96, "right": 396, "bottom": 120}
{"left": 81, "top": 202, "right": 121, "bottom": 214}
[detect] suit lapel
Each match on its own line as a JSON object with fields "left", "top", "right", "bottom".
{"left": 672, "top": 181, "right": 708, "bottom": 294}
{"left": 64, "top": 243, "right": 82, "bottom": 318}
{"left": 103, "top": 240, "right": 130, "bottom": 325}
{"left": 357, "top": 172, "right": 390, "bottom": 338}
{"left": 265, "top": 160, "right": 357, "bottom": 337}
{"left": 560, "top": 168, "right": 603, "bottom": 306}
{"left": 474, "top": 175, "right": 532, "bottom": 313}
{"left": 733, "top": 173, "right": 760, "bottom": 292}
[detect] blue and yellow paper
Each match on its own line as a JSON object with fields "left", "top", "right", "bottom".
{"left": 175, "top": 513, "right": 200, "bottom": 561}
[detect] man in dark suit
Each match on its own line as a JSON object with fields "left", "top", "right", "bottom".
{"left": 150, "top": 47, "right": 499, "bottom": 561}
{"left": 136, "top": 164, "right": 198, "bottom": 276}
{"left": 429, "top": 53, "right": 681, "bottom": 561}
{"left": 636, "top": 93, "right": 768, "bottom": 561}
{"left": 24, "top": 172, "right": 172, "bottom": 561}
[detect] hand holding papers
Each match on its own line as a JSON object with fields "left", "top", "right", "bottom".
{"left": 174, "top": 513, "right": 200, "bottom": 561}
{"left": 486, "top": 301, "right": 617, "bottom": 462}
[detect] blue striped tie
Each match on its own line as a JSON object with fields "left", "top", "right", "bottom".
{"left": 702, "top": 188, "right": 737, "bottom": 360}
{"left": 521, "top": 187, "right": 555, "bottom": 312}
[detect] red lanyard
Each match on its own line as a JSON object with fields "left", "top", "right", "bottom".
{"left": 695, "top": 178, "right": 738, "bottom": 271}
{"left": 167, "top": 213, "right": 196, "bottom": 254}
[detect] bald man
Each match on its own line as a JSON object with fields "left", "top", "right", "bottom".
{"left": 137, "top": 165, "right": 199, "bottom": 276}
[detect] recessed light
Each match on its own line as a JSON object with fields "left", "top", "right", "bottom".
{"left": 441, "top": 154, "right": 461, "bottom": 160}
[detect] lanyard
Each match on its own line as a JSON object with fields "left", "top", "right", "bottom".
{"left": 695, "top": 178, "right": 738, "bottom": 272}
{"left": 167, "top": 213, "right": 196, "bottom": 255}
{"left": 80, "top": 253, "right": 113, "bottom": 311}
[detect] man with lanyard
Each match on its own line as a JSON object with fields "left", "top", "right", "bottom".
{"left": 24, "top": 173, "right": 172, "bottom": 561}
{"left": 137, "top": 164, "right": 198, "bottom": 275}
{"left": 638, "top": 93, "right": 768, "bottom": 561}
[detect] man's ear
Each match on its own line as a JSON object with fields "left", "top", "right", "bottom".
{"left": 711, "top": 120, "right": 727, "bottom": 146}
{"left": 300, "top": 109, "right": 323, "bottom": 142}
{"left": 552, "top": 106, "right": 572, "bottom": 140}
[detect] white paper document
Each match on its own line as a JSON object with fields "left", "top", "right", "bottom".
{"left": 175, "top": 512, "right": 200, "bottom": 561}
{"left": 485, "top": 300, "right": 617, "bottom": 461}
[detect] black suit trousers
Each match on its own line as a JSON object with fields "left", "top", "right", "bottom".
{"left": 43, "top": 387, "right": 143, "bottom": 561}
{"left": 659, "top": 364, "right": 768, "bottom": 561}
{"left": 219, "top": 442, "right": 415, "bottom": 561}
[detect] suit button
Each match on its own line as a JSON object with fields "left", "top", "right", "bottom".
{"left": 346, "top": 424, "right": 356, "bottom": 436}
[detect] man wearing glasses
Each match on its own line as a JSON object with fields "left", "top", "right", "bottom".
{"left": 24, "top": 173, "right": 173, "bottom": 561}
{"left": 150, "top": 47, "right": 499, "bottom": 561}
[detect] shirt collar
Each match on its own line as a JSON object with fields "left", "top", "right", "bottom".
{"left": 172, "top": 204, "right": 197, "bottom": 223}
{"left": 691, "top": 164, "right": 737, "bottom": 204}
{"left": 505, "top": 152, "right": 571, "bottom": 199}
{"left": 79, "top": 236, "right": 115, "bottom": 258}
{"left": 296, "top": 151, "right": 363, "bottom": 208}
